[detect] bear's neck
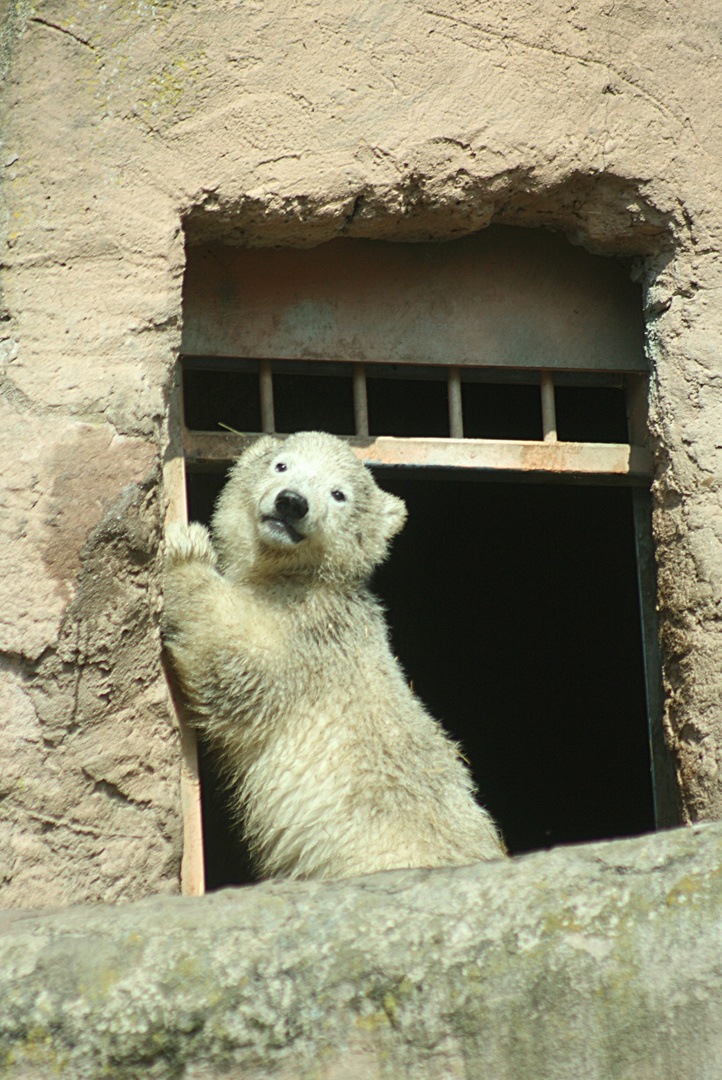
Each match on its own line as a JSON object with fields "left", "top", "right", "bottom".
{"left": 248, "top": 569, "right": 369, "bottom": 605}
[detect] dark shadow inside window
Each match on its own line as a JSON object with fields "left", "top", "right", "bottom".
{"left": 366, "top": 376, "right": 448, "bottom": 437}
{"left": 273, "top": 373, "right": 355, "bottom": 435}
{"left": 462, "top": 382, "right": 543, "bottom": 440}
{"left": 183, "top": 367, "right": 261, "bottom": 433}
{"left": 554, "top": 385, "right": 629, "bottom": 443}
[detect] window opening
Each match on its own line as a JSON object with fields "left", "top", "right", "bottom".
{"left": 169, "top": 229, "right": 678, "bottom": 894}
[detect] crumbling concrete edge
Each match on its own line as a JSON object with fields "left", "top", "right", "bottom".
{"left": 1, "top": 821, "right": 721, "bottom": 1080}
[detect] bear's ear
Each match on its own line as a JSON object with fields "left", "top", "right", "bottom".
{"left": 376, "top": 490, "right": 407, "bottom": 540}
{"left": 236, "top": 434, "right": 278, "bottom": 466}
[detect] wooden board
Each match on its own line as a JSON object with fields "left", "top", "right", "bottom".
{"left": 164, "top": 372, "right": 206, "bottom": 898}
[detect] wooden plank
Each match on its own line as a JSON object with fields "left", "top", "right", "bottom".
{"left": 182, "top": 429, "right": 652, "bottom": 481}
{"left": 182, "top": 229, "right": 647, "bottom": 372}
{"left": 164, "top": 366, "right": 206, "bottom": 897}
{"left": 163, "top": 645, "right": 206, "bottom": 898}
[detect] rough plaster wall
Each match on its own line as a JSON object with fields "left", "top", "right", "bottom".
{"left": 0, "top": 0, "right": 185, "bottom": 907}
{"left": 2, "top": 823, "right": 722, "bottom": 1079}
{"left": 2, "top": 0, "right": 722, "bottom": 907}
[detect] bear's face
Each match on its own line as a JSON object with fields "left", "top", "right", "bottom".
{"left": 212, "top": 432, "right": 407, "bottom": 584}
{"left": 257, "top": 442, "right": 356, "bottom": 551}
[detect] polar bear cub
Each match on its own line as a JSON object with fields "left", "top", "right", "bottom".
{"left": 163, "top": 431, "right": 505, "bottom": 880}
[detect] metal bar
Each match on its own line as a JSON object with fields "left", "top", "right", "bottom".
{"left": 258, "top": 358, "right": 275, "bottom": 433}
{"left": 448, "top": 366, "right": 464, "bottom": 439}
{"left": 353, "top": 363, "right": 369, "bottom": 436}
{"left": 632, "top": 488, "right": 680, "bottom": 827}
{"left": 182, "top": 354, "right": 628, "bottom": 388}
{"left": 163, "top": 362, "right": 206, "bottom": 897}
{"left": 182, "top": 429, "right": 653, "bottom": 480}
{"left": 540, "top": 371, "right": 557, "bottom": 443}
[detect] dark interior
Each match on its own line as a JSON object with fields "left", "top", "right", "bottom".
{"left": 374, "top": 475, "right": 654, "bottom": 855}
{"left": 186, "top": 463, "right": 655, "bottom": 889}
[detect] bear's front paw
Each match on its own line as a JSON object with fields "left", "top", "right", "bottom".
{"left": 165, "top": 521, "right": 218, "bottom": 568}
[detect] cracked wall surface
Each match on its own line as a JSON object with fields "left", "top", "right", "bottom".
{"left": 1, "top": 0, "right": 722, "bottom": 907}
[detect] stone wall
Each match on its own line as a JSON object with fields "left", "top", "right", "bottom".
{"left": 2, "top": 0, "right": 722, "bottom": 905}
{"left": 2, "top": 823, "right": 721, "bottom": 1079}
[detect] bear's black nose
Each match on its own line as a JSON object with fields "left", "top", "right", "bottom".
{"left": 274, "top": 489, "right": 309, "bottom": 522}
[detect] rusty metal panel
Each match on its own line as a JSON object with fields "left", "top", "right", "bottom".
{"left": 181, "top": 228, "right": 646, "bottom": 372}
{"left": 182, "top": 430, "right": 652, "bottom": 482}
{"left": 355, "top": 436, "right": 651, "bottom": 477}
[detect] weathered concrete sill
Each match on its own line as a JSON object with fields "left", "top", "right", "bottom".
{"left": 2, "top": 823, "right": 722, "bottom": 1079}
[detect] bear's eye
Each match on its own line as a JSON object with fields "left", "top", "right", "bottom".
{"left": 274, "top": 462, "right": 287, "bottom": 473}
{"left": 331, "top": 489, "right": 346, "bottom": 503}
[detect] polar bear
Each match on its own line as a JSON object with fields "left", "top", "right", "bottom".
{"left": 163, "top": 431, "right": 505, "bottom": 880}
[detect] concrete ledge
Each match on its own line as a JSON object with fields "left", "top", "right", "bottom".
{"left": 2, "top": 823, "right": 722, "bottom": 1079}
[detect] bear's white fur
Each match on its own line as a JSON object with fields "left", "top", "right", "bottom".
{"left": 163, "top": 431, "right": 505, "bottom": 879}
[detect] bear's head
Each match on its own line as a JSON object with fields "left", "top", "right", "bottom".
{"left": 212, "top": 431, "right": 407, "bottom": 585}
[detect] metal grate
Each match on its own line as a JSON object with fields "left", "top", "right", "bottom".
{"left": 183, "top": 357, "right": 625, "bottom": 439}
{"left": 179, "top": 357, "right": 650, "bottom": 483}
